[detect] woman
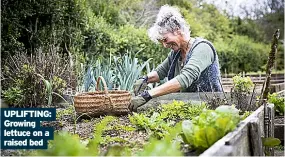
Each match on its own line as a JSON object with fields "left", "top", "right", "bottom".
{"left": 129, "top": 5, "right": 222, "bottom": 111}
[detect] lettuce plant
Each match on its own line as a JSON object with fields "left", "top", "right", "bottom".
{"left": 181, "top": 105, "right": 240, "bottom": 151}
{"left": 268, "top": 93, "right": 284, "bottom": 116}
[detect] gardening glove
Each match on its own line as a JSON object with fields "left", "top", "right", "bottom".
{"left": 133, "top": 76, "right": 148, "bottom": 96}
{"left": 129, "top": 90, "right": 152, "bottom": 112}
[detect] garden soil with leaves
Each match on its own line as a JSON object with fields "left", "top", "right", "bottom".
{"left": 0, "top": 107, "right": 148, "bottom": 156}
{"left": 2, "top": 100, "right": 250, "bottom": 156}
{"left": 56, "top": 113, "right": 149, "bottom": 151}
{"left": 49, "top": 102, "right": 204, "bottom": 154}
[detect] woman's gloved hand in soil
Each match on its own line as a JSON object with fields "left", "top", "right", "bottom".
{"left": 133, "top": 76, "right": 148, "bottom": 96}
{"left": 129, "top": 90, "right": 152, "bottom": 112}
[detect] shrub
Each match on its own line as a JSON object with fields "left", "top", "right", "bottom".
{"left": 1, "top": 46, "right": 73, "bottom": 107}
{"left": 232, "top": 75, "right": 254, "bottom": 93}
{"left": 268, "top": 93, "right": 284, "bottom": 116}
{"left": 215, "top": 35, "right": 268, "bottom": 73}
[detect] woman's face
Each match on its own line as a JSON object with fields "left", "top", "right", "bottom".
{"left": 159, "top": 31, "right": 184, "bottom": 52}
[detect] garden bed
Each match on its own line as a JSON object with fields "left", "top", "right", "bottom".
{"left": 1, "top": 92, "right": 277, "bottom": 156}
{"left": 141, "top": 92, "right": 274, "bottom": 156}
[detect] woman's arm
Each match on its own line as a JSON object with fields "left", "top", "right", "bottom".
{"left": 147, "top": 52, "right": 172, "bottom": 83}
{"left": 148, "top": 43, "right": 214, "bottom": 97}
{"left": 146, "top": 71, "right": 160, "bottom": 83}
{"left": 148, "top": 78, "right": 181, "bottom": 97}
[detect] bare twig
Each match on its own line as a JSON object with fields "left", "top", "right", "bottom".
{"left": 259, "top": 29, "right": 280, "bottom": 106}
{"left": 249, "top": 83, "right": 257, "bottom": 110}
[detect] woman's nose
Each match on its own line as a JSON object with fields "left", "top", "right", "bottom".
{"left": 162, "top": 42, "right": 167, "bottom": 48}
{"left": 162, "top": 42, "right": 171, "bottom": 48}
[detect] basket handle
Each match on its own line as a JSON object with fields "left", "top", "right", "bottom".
{"left": 96, "top": 76, "right": 114, "bottom": 108}
{"left": 96, "top": 76, "right": 109, "bottom": 94}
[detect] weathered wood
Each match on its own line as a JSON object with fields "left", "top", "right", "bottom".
{"left": 270, "top": 83, "right": 285, "bottom": 93}
{"left": 268, "top": 104, "right": 275, "bottom": 138}
{"left": 267, "top": 103, "right": 275, "bottom": 155}
{"left": 222, "top": 73, "right": 284, "bottom": 78}
{"left": 199, "top": 145, "right": 233, "bottom": 156}
{"left": 274, "top": 124, "right": 284, "bottom": 141}
{"left": 200, "top": 105, "right": 265, "bottom": 156}
{"left": 249, "top": 118, "right": 264, "bottom": 156}
{"left": 222, "top": 79, "right": 284, "bottom": 85}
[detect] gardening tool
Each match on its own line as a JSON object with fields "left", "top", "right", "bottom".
{"left": 133, "top": 76, "right": 148, "bottom": 96}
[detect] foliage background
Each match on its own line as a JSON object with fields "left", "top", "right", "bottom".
{"left": 2, "top": 0, "right": 284, "bottom": 72}
{"left": 1, "top": 0, "right": 284, "bottom": 106}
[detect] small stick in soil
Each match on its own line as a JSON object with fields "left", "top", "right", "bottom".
{"left": 218, "top": 77, "right": 227, "bottom": 100}
{"left": 199, "top": 87, "right": 210, "bottom": 101}
{"left": 197, "top": 86, "right": 203, "bottom": 104}
{"left": 210, "top": 81, "right": 218, "bottom": 106}
{"left": 249, "top": 83, "right": 257, "bottom": 111}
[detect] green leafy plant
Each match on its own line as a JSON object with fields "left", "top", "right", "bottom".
{"left": 112, "top": 124, "right": 136, "bottom": 132}
{"left": 2, "top": 86, "right": 24, "bottom": 106}
{"left": 103, "top": 144, "right": 132, "bottom": 156}
{"left": 268, "top": 93, "right": 284, "bottom": 116}
{"left": 77, "top": 55, "right": 115, "bottom": 92}
{"left": 129, "top": 101, "right": 207, "bottom": 139}
{"left": 88, "top": 116, "right": 117, "bottom": 153}
{"left": 129, "top": 112, "right": 173, "bottom": 139}
{"left": 262, "top": 137, "right": 282, "bottom": 156}
{"left": 114, "top": 50, "right": 152, "bottom": 91}
{"left": 93, "top": 56, "right": 116, "bottom": 90}
{"left": 1, "top": 48, "right": 72, "bottom": 107}
{"left": 241, "top": 111, "right": 252, "bottom": 120}
{"left": 31, "top": 132, "right": 98, "bottom": 156}
{"left": 262, "top": 137, "right": 281, "bottom": 147}
{"left": 77, "top": 51, "right": 151, "bottom": 92}
{"left": 56, "top": 106, "right": 75, "bottom": 120}
{"left": 158, "top": 101, "right": 208, "bottom": 120}
{"left": 102, "top": 122, "right": 184, "bottom": 156}
{"left": 82, "top": 65, "right": 97, "bottom": 92}
{"left": 232, "top": 75, "right": 254, "bottom": 93}
{"left": 33, "top": 116, "right": 117, "bottom": 156}
{"left": 137, "top": 123, "right": 183, "bottom": 156}
{"left": 181, "top": 105, "right": 240, "bottom": 152}
{"left": 37, "top": 74, "right": 67, "bottom": 106}
{"left": 101, "top": 136, "right": 129, "bottom": 146}
{"left": 231, "top": 75, "right": 255, "bottom": 111}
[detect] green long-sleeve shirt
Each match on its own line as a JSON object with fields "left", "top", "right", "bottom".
{"left": 155, "top": 42, "right": 214, "bottom": 90}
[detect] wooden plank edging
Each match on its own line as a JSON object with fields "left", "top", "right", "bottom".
{"left": 200, "top": 105, "right": 265, "bottom": 156}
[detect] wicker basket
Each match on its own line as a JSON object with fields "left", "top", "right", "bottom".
{"left": 74, "top": 76, "right": 131, "bottom": 116}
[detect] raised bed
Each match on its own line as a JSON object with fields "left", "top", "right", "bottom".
{"left": 274, "top": 90, "right": 284, "bottom": 144}
{"left": 274, "top": 116, "right": 284, "bottom": 144}
{"left": 201, "top": 104, "right": 273, "bottom": 156}
{"left": 140, "top": 92, "right": 275, "bottom": 156}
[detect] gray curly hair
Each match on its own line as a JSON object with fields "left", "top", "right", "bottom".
{"left": 148, "top": 5, "right": 191, "bottom": 43}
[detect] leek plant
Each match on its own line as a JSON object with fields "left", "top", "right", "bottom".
{"left": 114, "top": 50, "right": 152, "bottom": 91}
{"left": 77, "top": 50, "right": 152, "bottom": 92}
{"left": 37, "top": 74, "right": 67, "bottom": 106}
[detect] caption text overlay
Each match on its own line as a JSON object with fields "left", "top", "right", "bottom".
{"left": 1, "top": 108, "right": 56, "bottom": 149}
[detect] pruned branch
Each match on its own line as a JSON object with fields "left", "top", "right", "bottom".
{"left": 259, "top": 29, "right": 280, "bottom": 106}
